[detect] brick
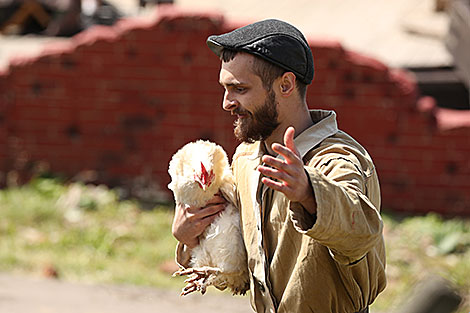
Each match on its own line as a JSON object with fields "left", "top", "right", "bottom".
{"left": 0, "top": 9, "right": 469, "bottom": 215}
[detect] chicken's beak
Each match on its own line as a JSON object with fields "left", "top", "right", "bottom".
{"left": 194, "top": 175, "right": 204, "bottom": 190}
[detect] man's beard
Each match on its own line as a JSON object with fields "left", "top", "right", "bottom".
{"left": 233, "top": 90, "right": 280, "bottom": 143}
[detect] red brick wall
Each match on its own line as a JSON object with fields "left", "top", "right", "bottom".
{"left": 0, "top": 7, "right": 469, "bottom": 214}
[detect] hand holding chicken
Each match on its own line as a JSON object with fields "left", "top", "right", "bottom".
{"left": 168, "top": 140, "right": 249, "bottom": 296}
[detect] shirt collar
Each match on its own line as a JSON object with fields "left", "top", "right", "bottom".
{"left": 252, "top": 109, "right": 339, "bottom": 160}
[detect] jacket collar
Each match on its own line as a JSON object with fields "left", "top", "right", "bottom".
{"left": 295, "top": 109, "right": 338, "bottom": 159}
{"left": 250, "top": 109, "right": 338, "bottom": 160}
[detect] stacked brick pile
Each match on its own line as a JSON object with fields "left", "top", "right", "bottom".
{"left": 0, "top": 6, "right": 468, "bottom": 214}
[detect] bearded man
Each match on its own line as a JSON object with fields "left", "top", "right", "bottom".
{"left": 172, "top": 19, "right": 386, "bottom": 313}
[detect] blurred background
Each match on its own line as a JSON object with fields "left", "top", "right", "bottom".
{"left": 0, "top": 0, "right": 469, "bottom": 312}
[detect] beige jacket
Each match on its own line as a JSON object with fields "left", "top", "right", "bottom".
{"left": 177, "top": 110, "right": 386, "bottom": 313}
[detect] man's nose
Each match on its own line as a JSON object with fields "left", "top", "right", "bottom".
{"left": 223, "top": 92, "right": 238, "bottom": 112}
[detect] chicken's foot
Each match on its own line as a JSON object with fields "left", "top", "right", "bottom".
{"left": 173, "top": 267, "right": 222, "bottom": 296}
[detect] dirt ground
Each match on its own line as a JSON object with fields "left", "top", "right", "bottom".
{"left": 0, "top": 273, "right": 252, "bottom": 313}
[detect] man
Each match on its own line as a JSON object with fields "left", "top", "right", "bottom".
{"left": 172, "top": 19, "right": 386, "bottom": 313}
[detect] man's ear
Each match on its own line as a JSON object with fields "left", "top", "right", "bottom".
{"left": 279, "top": 72, "right": 296, "bottom": 96}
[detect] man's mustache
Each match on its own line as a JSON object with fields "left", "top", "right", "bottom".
{"left": 232, "top": 108, "right": 250, "bottom": 116}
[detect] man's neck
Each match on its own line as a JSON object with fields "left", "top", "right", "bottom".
{"left": 264, "top": 105, "right": 312, "bottom": 155}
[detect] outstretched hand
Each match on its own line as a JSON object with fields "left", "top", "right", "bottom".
{"left": 257, "top": 127, "right": 317, "bottom": 214}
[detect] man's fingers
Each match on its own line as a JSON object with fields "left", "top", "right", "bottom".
{"left": 261, "top": 154, "right": 302, "bottom": 182}
{"left": 271, "top": 143, "right": 302, "bottom": 166}
{"left": 185, "top": 208, "right": 220, "bottom": 238}
{"left": 173, "top": 193, "right": 227, "bottom": 247}
{"left": 284, "top": 126, "right": 300, "bottom": 156}
{"left": 261, "top": 177, "right": 288, "bottom": 193}
{"left": 185, "top": 195, "right": 226, "bottom": 215}
{"left": 284, "top": 126, "right": 295, "bottom": 144}
{"left": 192, "top": 203, "right": 225, "bottom": 220}
{"left": 261, "top": 155, "right": 288, "bottom": 171}
{"left": 257, "top": 164, "right": 291, "bottom": 183}
{"left": 202, "top": 212, "right": 219, "bottom": 225}
{"left": 205, "top": 194, "right": 226, "bottom": 205}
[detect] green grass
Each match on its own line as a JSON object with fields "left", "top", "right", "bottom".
{"left": 0, "top": 178, "right": 469, "bottom": 312}
{"left": 372, "top": 212, "right": 470, "bottom": 313}
{"left": 0, "top": 178, "right": 180, "bottom": 288}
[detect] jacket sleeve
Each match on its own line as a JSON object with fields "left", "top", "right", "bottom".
{"left": 289, "top": 150, "right": 383, "bottom": 265}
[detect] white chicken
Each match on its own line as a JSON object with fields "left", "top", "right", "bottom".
{"left": 168, "top": 140, "right": 249, "bottom": 296}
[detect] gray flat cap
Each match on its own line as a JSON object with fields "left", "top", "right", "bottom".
{"left": 207, "top": 19, "right": 314, "bottom": 84}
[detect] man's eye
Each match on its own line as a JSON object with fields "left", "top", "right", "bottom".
{"left": 236, "top": 87, "right": 246, "bottom": 93}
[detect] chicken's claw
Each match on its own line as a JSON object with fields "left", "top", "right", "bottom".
{"left": 173, "top": 267, "right": 222, "bottom": 296}
{"left": 174, "top": 267, "right": 221, "bottom": 277}
{"left": 181, "top": 282, "right": 198, "bottom": 296}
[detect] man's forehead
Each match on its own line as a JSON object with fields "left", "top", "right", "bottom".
{"left": 219, "top": 53, "right": 257, "bottom": 85}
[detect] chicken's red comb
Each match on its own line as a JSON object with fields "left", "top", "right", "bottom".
{"left": 196, "top": 162, "right": 215, "bottom": 189}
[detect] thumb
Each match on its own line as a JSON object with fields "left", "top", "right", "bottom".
{"left": 284, "top": 126, "right": 300, "bottom": 157}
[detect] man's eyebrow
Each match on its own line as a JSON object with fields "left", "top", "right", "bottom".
{"left": 219, "top": 81, "right": 244, "bottom": 87}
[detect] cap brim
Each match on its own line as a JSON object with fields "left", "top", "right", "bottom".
{"left": 207, "top": 36, "right": 224, "bottom": 57}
